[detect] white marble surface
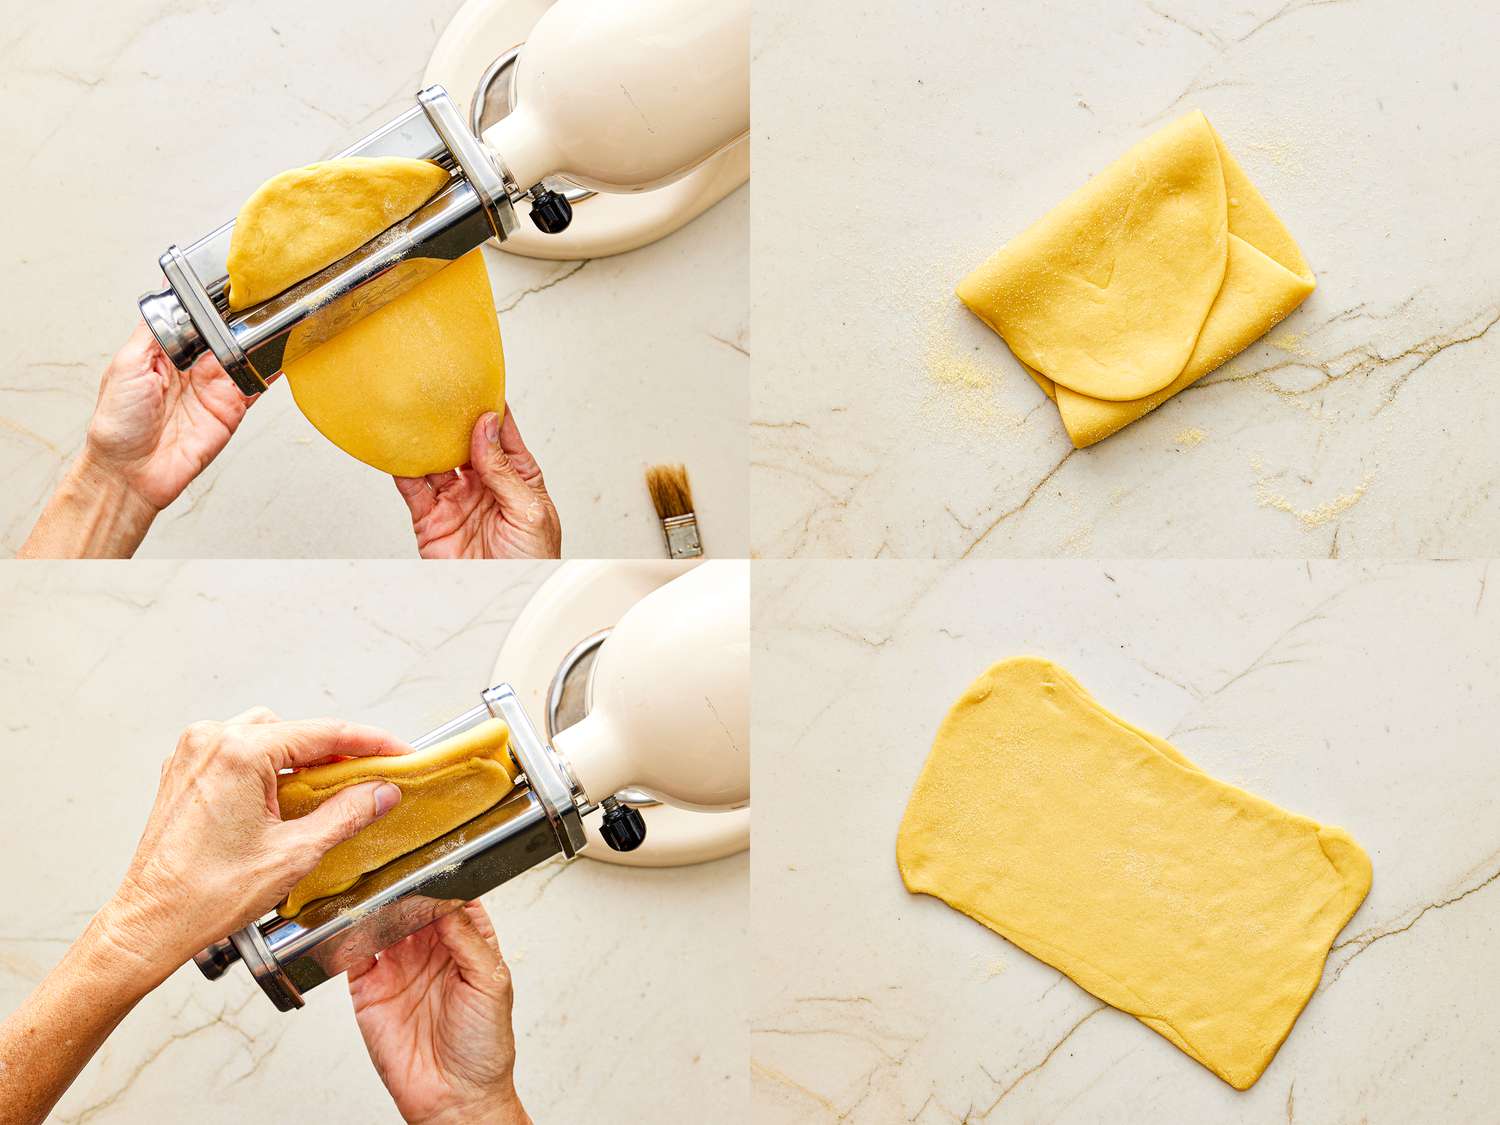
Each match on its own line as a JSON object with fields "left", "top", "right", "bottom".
{"left": 1, "top": 0, "right": 747, "bottom": 558}
{"left": 751, "top": 0, "right": 1500, "bottom": 558}
{"left": 0, "top": 563, "right": 747, "bottom": 1122}
{"left": 753, "top": 560, "right": 1500, "bottom": 1122}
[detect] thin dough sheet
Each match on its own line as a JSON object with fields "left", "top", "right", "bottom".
{"left": 225, "top": 156, "right": 505, "bottom": 476}
{"left": 896, "top": 657, "right": 1370, "bottom": 1089}
{"left": 278, "top": 717, "right": 517, "bottom": 917}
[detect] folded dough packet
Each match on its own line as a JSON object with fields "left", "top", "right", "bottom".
{"left": 277, "top": 717, "right": 518, "bottom": 917}
{"left": 956, "top": 111, "right": 1315, "bottom": 447}
{"left": 897, "top": 657, "right": 1370, "bottom": 1090}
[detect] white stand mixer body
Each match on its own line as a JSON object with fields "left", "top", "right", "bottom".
{"left": 553, "top": 560, "right": 750, "bottom": 811}
{"left": 481, "top": 0, "right": 750, "bottom": 192}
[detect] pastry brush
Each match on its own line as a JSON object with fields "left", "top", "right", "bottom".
{"left": 645, "top": 463, "right": 703, "bottom": 558}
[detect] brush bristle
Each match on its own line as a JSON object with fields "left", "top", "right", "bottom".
{"left": 645, "top": 463, "right": 694, "bottom": 519}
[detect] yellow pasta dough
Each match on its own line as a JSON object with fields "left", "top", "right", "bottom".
{"left": 955, "top": 111, "right": 1315, "bottom": 447}
{"left": 225, "top": 156, "right": 506, "bottom": 476}
{"left": 278, "top": 717, "right": 517, "bottom": 917}
{"left": 280, "top": 249, "right": 505, "bottom": 476}
{"left": 226, "top": 157, "right": 451, "bottom": 311}
{"left": 896, "top": 657, "right": 1370, "bottom": 1090}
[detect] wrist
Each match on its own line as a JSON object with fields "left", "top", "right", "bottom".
{"left": 414, "top": 1091, "right": 530, "bottom": 1125}
{"left": 20, "top": 451, "right": 158, "bottom": 558}
{"left": 80, "top": 887, "right": 181, "bottom": 1000}
{"left": 74, "top": 447, "right": 160, "bottom": 518}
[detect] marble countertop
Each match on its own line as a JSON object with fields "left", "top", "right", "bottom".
{"left": 753, "top": 559, "right": 1500, "bottom": 1122}
{"left": 1, "top": 0, "right": 747, "bottom": 558}
{"left": 752, "top": 0, "right": 1500, "bottom": 558}
{"left": 0, "top": 563, "right": 746, "bottom": 1123}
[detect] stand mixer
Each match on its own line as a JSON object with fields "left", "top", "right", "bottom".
{"left": 194, "top": 560, "right": 749, "bottom": 1011}
{"left": 499, "top": 559, "right": 752, "bottom": 865}
{"left": 137, "top": 0, "right": 749, "bottom": 397}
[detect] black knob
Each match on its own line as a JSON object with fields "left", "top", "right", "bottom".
{"left": 599, "top": 801, "right": 647, "bottom": 852}
{"left": 528, "top": 189, "right": 573, "bottom": 234}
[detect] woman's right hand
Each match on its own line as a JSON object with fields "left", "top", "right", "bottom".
{"left": 395, "top": 408, "right": 562, "bottom": 560}
{"left": 95, "top": 708, "right": 409, "bottom": 991}
{"left": 349, "top": 901, "right": 532, "bottom": 1125}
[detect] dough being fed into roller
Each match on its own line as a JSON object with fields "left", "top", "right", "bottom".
{"left": 955, "top": 111, "right": 1315, "bottom": 446}
{"left": 225, "top": 156, "right": 506, "bottom": 476}
{"left": 897, "top": 657, "right": 1371, "bottom": 1090}
{"left": 226, "top": 157, "right": 451, "bottom": 311}
{"left": 278, "top": 717, "right": 517, "bottom": 917}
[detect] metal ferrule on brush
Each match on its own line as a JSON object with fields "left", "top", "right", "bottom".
{"left": 662, "top": 514, "right": 703, "bottom": 559}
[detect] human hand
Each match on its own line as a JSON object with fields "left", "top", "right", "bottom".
{"left": 95, "top": 708, "right": 408, "bottom": 991}
{"left": 19, "top": 324, "right": 256, "bottom": 558}
{"left": 350, "top": 901, "right": 531, "bottom": 1125}
{"left": 84, "top": 322, "right": 255, "bottom": 512}
{"left": 395, "top": 409, "right": 562, "bottom": 560}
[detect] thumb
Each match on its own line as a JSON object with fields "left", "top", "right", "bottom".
{"left": 469, "top": 412, "right": 536, "bottom": 512}
{"left": 276, "top": 781, "right": 401, "bottom": 874}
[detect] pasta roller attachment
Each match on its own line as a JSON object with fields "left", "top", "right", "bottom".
{"left": 138, "top": 88, "right": 521, "bottom": 396}
{"left": 192, "top": 684, "right": 587, "bottom": 1010}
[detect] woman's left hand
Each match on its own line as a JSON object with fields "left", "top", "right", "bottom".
{"left": 85, "top": 322, "right": 255, "bottom": 513}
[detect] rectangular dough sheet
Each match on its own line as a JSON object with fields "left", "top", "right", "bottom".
{"left": 896, "top": 657, "right": 1371, "bottom": 1089}
{"left": 955, "top": 111, "right": 1315, "bottom": 447}
{"left": 278, "top": 717, "right": 517, "bottom": 916}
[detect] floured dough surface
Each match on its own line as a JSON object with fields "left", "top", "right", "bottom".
{"left": 955, "top": 111, "right": 1314, "bottom": 446}
{"left": 226, "top": 156, "right": 505, "bottom": 476}
{"left": 281, "top": 249, "right": 504, "bottom": 476}
{"left": 278, "top": 717, "right": 517, "bottom": 917}
{"left": 896, "top": 657, "right": 1371, "bottom": 1090}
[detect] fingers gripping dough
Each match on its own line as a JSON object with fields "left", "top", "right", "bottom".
{"left": 955, "top": 112, "right": 1315, "bottom": 446}
{"left": 277, "top": 717, "right": 518, "bottom": 917}
{"left": 896, "top": 657, "right": 1371, "bottom": 1090}
{"left": 225, "top": 156, "right": 506, "bottom": 476}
